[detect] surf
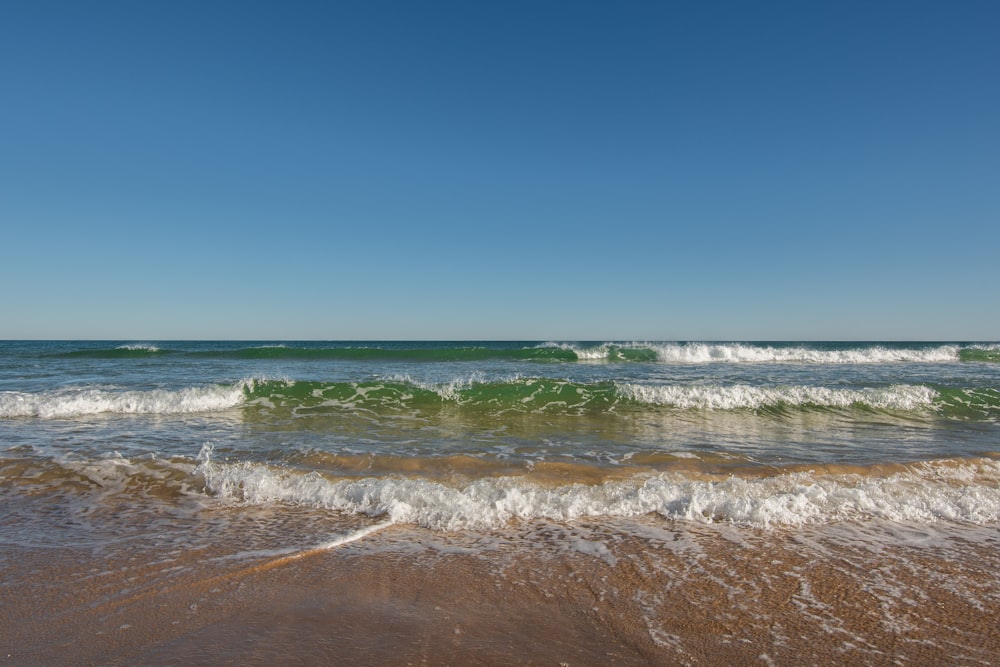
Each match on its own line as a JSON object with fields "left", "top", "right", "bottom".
{"left": 193, "top": 445, "right": 1000, "bottom": 530}
{"left": 6, "top": 377, "right": 997, "bottom": 420}
{"left": 0, "top": 382, "right": 250, "bottom": 418}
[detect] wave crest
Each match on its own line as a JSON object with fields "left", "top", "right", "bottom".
{"left": 616, "top": 383, "right": 939, "bottom": 411}
{"left": 194, "top": 447, "right": 1000, "bottom": 530}
{"left": 0, "top": 382, "right": 249, "bottom": 418}
{"left": 546, "top": 342, "right": 962, "bottom": 364}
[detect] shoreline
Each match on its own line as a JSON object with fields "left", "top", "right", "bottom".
{"left": 3, "top": 518, "right": 999, "bottom": 666}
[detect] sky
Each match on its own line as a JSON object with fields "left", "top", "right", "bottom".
{"left": 1, "top": 1, "right": 998, "bottom": 340}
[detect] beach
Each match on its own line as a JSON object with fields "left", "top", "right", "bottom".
{"left": 2, "top": 341, "right": 999, "bottom": 664}
{"left": 4, "top": 514, "right": 999, "bottom": 665}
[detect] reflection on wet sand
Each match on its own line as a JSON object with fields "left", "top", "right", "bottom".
{"left": 4, "top": 514, "right": 999, "bottom": 666}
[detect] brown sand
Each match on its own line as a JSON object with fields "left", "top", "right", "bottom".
{"left": 2, "top": 518, "right": 999, "bottom": 666}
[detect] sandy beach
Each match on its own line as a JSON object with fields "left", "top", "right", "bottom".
{"left": 4, "top": 512, "right": 998, "bottom": 666}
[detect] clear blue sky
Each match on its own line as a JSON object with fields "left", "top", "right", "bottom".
{"left": 2, "top": 1, "right": 997, "bottom": 340}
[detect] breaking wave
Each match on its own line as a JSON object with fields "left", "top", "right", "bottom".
{"left": 3, "top": 378, "right": 998, "bottom": 420}
{"left": 0, "top": 383, "right": 249, "bottom": 418}
{"left": 545, "top": 342, "right": 966, "bottom": 364}
{"left": 194, "top": 446, "right": 1000, "bottom": 530}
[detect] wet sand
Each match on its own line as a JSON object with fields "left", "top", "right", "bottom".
{"left": 3, "top": 517, "right": 999, "bottom": 666}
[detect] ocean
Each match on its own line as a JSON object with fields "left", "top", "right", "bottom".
{"left": 2, "top": 340, "right": 999, "bottom": 664}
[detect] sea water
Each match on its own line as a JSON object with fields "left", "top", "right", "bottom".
{"left": 3, "top": 340, "right": 998, "bottom": 532}
{"left": 2, "top": 340, "right": 1000, "bottom": 663}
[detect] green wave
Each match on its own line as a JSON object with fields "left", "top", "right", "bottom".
{"left": 934, "top": 387, "right": 1000, "bottom": 419}
{"left": 243, "top": 378, "right": 621, "bottom": 414}
{"left": 959, "top": 348, "right": 1000, "bottom": 363}
{"left": 240, "top": 379, "right": 1000, "bottom": 419}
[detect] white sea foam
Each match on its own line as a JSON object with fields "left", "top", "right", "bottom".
{"left": 116, "top": 344, "right": 160, "bottom": 352}
{"left": 616, "top": 383, "right": 939, "bottom": 411}
{"left": 540, "top": 342, "right": 648, "bottom": 360}
{"left": 383, "top": 372, "right": 481, "bottom": 400}
{"left": 650, "top": 343, "right": 959, "bottom": 364}
{"left": 0, "top": 382, "right": 250, "bottom": 418}
{"left": 546, "top": 342, "right": 961, "bottom": 364}
{"left": 194, "top": 446, "right": 1000, "bottom": 530}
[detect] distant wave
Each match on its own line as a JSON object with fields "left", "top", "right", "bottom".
{"left": 53, "top": 344, "right": 172, "bottom": 358}
{"left": 544, "top": 342, "right": 967, "bottom": 364}
{"left": 116, "top": 344, "right": 160, "bottom": 352}
{"left": 42, "top": 342, "right": 999, "bottom": 363}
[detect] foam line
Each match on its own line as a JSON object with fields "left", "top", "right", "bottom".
{"left": 197, "top": 454, "right": 1000, "bottom": 530}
